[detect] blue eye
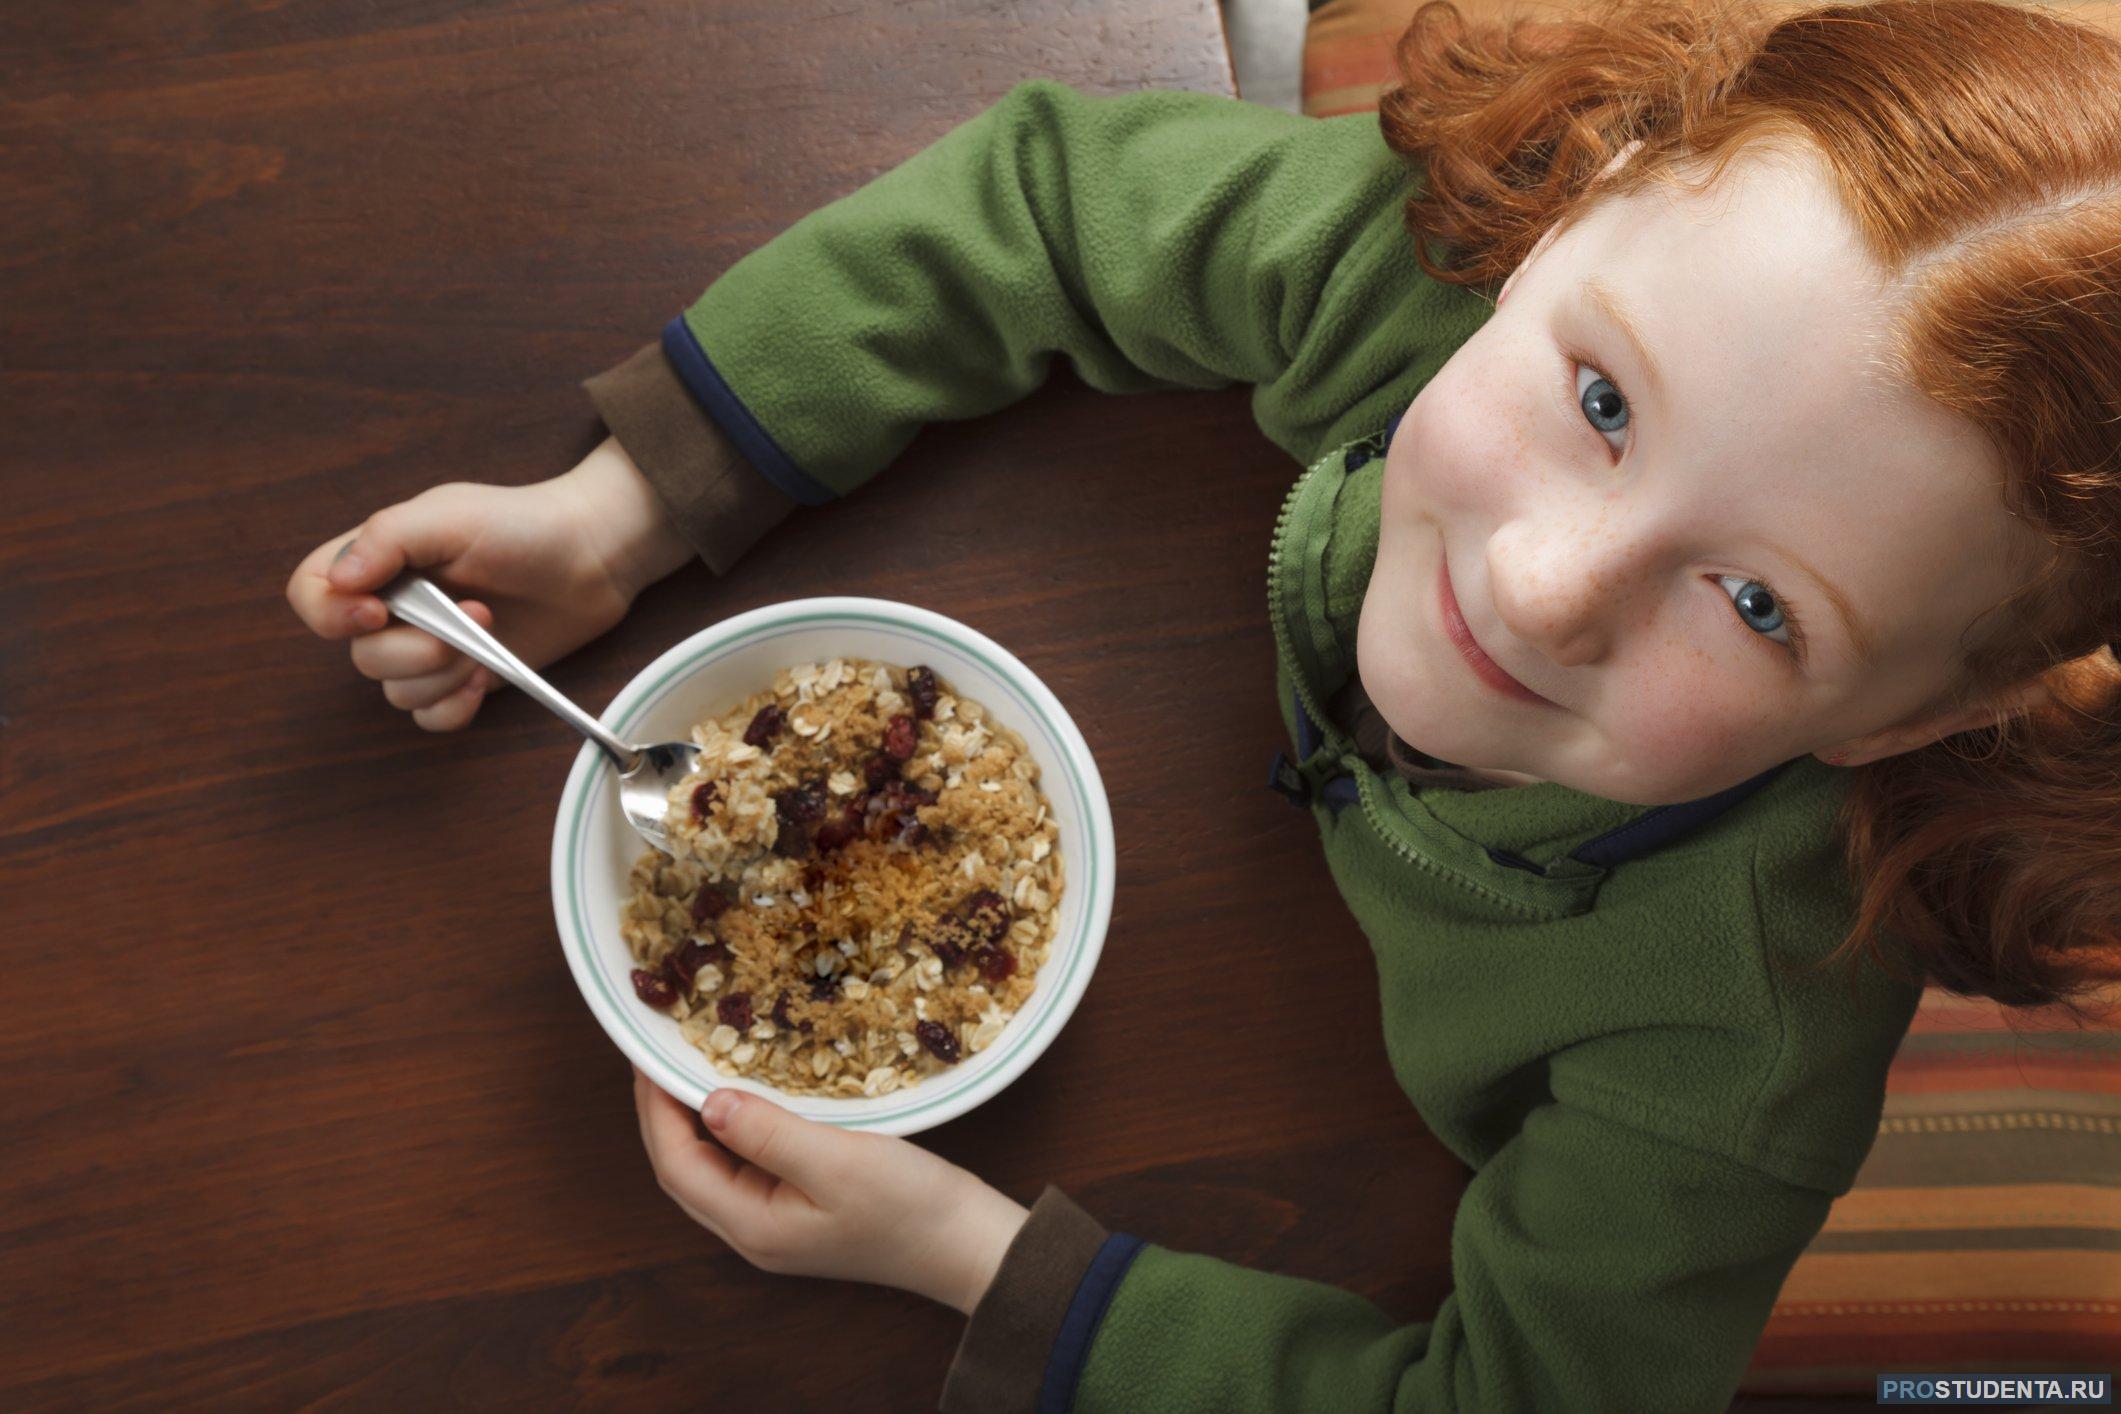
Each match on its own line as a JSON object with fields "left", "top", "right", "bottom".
{"left": 1718, "top": 575, "right": 1792, "bottom": 647}
{"left": 1574, "top": 363, "right": 1629, "bottom": 453}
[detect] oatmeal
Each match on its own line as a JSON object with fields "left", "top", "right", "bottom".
{"left": 618, "top": 658, "right": 1062, "bottom": 1098}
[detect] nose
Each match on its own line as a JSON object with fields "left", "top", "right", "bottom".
{"left": 1485, "top": 510, "right": 1659, "bottom": 668}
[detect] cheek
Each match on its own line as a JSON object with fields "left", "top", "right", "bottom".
{"left": 1384, "top": 354, "right": 1542, "bottom": 525}
{"left": 1597, "top": 647, "right": 1795, "bottom": 794}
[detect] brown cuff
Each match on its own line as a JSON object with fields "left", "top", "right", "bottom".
{"left": 582, "top": 340, "right": 797, "bottom": 577}
{"left": 940, "top": 1185, "right": 1110, "bottom": 1414}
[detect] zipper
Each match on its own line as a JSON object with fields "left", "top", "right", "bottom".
{"left": 1265, "top": 433, "right": 1564, "bottom": 918}
{"left": 1264, "top": 437, "right": 1472, "bottom": 894}
{"left": 1264, "top": 453, "right": 1342, "bottom": 766}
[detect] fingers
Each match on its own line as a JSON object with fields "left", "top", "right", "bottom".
{"left": 332, "top": 595, "right": 499, "bottom": 730}
{"left": 286, "top": 530, "right": 389, "bottom": 640}
{"left": 698, "top": 1087, "right": 847, "bottom": 1199}
{"left": 637, "top": 1073, "right": 787, "bottom": 1226}
{"left": 381, "top": 658, "right": 482, "bottom": 711}
{"left": 325, "top": 485, "right": 478, "bottom": 595}
{"left": 289, "top": 483, "right": 484, "bottom": 642}
{"left": 637, "top": 1068, "right": 740, "bottom": 1184}
{"left": 409, "top": 672, "right": 491, "bottom": 733}
{"left": 349, "top": 600, "right": 494, "bottom": 680}
{"left": 634, "top": 1069, "right": 754, "bottom": 1244}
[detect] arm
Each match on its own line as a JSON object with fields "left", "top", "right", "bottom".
{"left": 582, "top": 78, "right": 1471, "bottom": 571}
{"left": 949, "top": 1100, "right": 1834, "bottom": 1413}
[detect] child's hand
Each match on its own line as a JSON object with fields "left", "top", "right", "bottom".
{"left": 285, "top": 437, "right": 693, "bottom": 730}
{"left": 633, "top": 1066, "right": 1030, "bottom": 1315}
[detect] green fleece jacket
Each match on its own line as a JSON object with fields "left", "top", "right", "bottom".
{"left": 583, "top": 78, "right": 1924, "bottom": 1413}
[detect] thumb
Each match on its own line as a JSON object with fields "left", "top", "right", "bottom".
{"left": 702, "top": 1087, "right": 841, "bottom": 1192}
{"left": 328, "top": 485, "right": 478, "bottom": 592}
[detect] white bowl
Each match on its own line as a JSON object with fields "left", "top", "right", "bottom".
{"left": 551, "top": 597, "right": 1116, "bottom": 1136}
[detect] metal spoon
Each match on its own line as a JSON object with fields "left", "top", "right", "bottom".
{"left": 378, "top": 571, "right": 700, "bottom": 856}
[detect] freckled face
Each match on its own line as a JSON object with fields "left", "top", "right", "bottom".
{"left": 1356, "top": 143, "right": 2037, "bottom": 805}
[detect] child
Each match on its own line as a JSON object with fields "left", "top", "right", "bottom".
{"left": 285, "top": 0, "right": 2121, "bottom": 1406}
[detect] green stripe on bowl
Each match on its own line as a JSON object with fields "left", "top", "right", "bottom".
{"left": 562, "top": 612, "right": 1101, "bottom": 1129}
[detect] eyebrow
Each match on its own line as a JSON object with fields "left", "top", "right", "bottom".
{"left": 1757, "top": 532, "right": 1881, "bottom": 670}
{"left": 1578, "top": 277, "right": 1666, "bottom": 402}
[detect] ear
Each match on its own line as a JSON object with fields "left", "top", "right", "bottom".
{"left": 1815, "top": 674, "right": 2052, "bottom": 767}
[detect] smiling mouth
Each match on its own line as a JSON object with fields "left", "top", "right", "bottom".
{"left": 1437, "top": 551, "right": 1554, "bottom": 707}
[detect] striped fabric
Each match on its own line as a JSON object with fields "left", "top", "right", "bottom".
{"left": 1747, "top": 986, "right": 2121, "bottom": 1391}
{"left": 1294, "top": 2, "right": 2121, "bottom": 1387}
{"left": 1303, "top": 0, "right": 1577, "bottom": 119}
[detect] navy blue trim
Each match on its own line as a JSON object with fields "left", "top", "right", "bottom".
{"left": 1267, "top": 750, "right": 1311, "bottom": 807}
{"left": 1485, "top": 844, "right": 1545, "bottom": 875}
{"left": 1319, "top": 775, "right": 1361, "bottom": 814}
{"left": 1344, "top": 408, "right": 1409, "bottom": 473}
{"left": 660, "top": 316, "right": 837, "bottom": 507}
{"left": 1037, "top": 1232, "right": 1146, "bottom": 1414}
{"left": 1567, "top": 758, "right": 1795, "bottom": 869}
{"left": 1292, "top": 687, "right": 1322, "bottom": 760}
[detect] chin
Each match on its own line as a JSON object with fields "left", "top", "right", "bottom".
{"left": 1353, "top": 598, "right": 1511, "bottom": 770}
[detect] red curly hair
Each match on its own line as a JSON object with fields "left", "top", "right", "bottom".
{"left": 1376, "top": 0, "right": 2121, "bottom": 1015}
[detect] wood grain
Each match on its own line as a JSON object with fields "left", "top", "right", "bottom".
{"left": 0, "top": 0, "right": 1876, "bottom": 1408}
{"left": 0, "top": 0, "right": 1449, "bottom": 1406}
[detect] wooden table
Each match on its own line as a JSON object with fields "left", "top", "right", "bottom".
{"left": 0, "top": 1, "right": 1847, "bottom": 1407}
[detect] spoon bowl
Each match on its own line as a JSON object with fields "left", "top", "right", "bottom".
{"left": 377, "top": 572, "right": 700, "bottom": 855}
{"left": 613, "top": 740, "right": 703, "bottom": 856}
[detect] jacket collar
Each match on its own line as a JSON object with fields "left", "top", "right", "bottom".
{"left": 1268, "top": 414, "right": 1797, "bottom": 917}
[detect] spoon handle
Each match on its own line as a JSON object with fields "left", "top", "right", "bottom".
{"left": 378, "top": 572, "right": 638, "bottom": 769}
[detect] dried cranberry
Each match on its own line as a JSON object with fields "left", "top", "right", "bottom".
{"left": 699, "top": 939, "right": 731, "bottom": 967}
{"left": 668, "top": 939, "right": 718, "bottom": 987}
{"left": 718, "top": 992, "right": 754, "bottom": 1030}
{"left": 878, "top": 779, "right": 937, "bottom": 811}
{"left": 774, "top": 779, "right": 828, "bottom": 824}
{"left": 806, "top": 968, "right": 842, "bottom": 1001}
{"left": 926, "top": 932, "right": 968, "bottom": 969}
{"left": 958, "top": 890, "right": 1011, "bottom": 944}
{"left": 690, "top": 781, "right": 721, "bottom": 821}
{"left": 772, "top": 823, "right": 812, "bottom": 859}
{"left": 743, "top": 703, "right": 786, "bottom": 747}
{"left": 915, "top": 1019, "right": 962, "bottom": 1064}
{"left": 771, "top": 991, "right": 814, "bottom": 1033}
{"left": 864, "top": 779, "right": 938, "bottom": 845}
{"left": 906, "top": 666, "right": 940, "bottom": 720}
{"left": 863, "top": 753, "right": 899, "bottom": 790}
{"left": 803, "top": 865, "right": 825, "bottom": 893}
{"left": 977, "top": 946, "right": 1017, "bottom": 983}
{"left": 631, "top": 968, "right": 679, "bottom": 1011}
{"left": 883, "top": 713, "right": 918, "bottom": 762}
{"left": 690, "top": 886, "right": 732, "bottom": 923}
